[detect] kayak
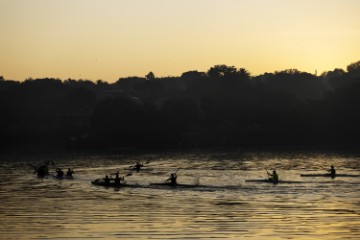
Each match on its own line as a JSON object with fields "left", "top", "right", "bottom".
{"left": 149, "top": 182, "right": 199, "bottom": 188}
{"left": 300, "top": 174, "right": 360, "bottom": 177}
{"left": 245, "top": 179, "right": 302, "bottom": 184}
{"left": 92, "top": 179, "right": 127, "bottom": 187}
{"left": 131, "top": 166, "right": 142, "bottom": 171}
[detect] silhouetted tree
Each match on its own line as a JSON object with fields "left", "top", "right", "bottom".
{"left": 181, "top": 71, "right": 207, "bottom": 81}
{"left": 238, "top": 68, "right": 251, "bottom": 79}
{"left": 262, "top": 69, "right": 323, "bottom": 99}
{"left": 208, "top": 64, "right": 237, "bottom": 80}
{"left": 96, "top": 79, "right": 110, "bottom": 89}
{"left": 180, "top": 71, "right": 210, "bottom": 99}
{"left": 2, "top": 60, "right": 360, "bottom": 151}
{"left": 347, "top": 60, "right": 360, "bottom": 75}
{"left": 145, "top": 72, "right": 155, "bottom": 81}
{"left": 322, "top": 68, "right": 348, "bottom": 90}
{"left": 115, "top": 77, "right": 146, "bottom": 93}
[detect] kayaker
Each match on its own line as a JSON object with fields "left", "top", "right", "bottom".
{"left": 56, "top": 168, "right": 64, "bottom": 177}
{"left": 114, "top": 172, "right": 124, "bottom": 185}
{"left": 104, "top": 175, "right": 111, "bottom": 185}
{"left": 66, "top": 168, "right": 74, "bottom": 177}
{"left": 267, "top": 170, "right": 279, "bottom": 183}
{"left": 36, "top": 165, "right": 49, "bottom": 177}
{"left": 328, "top": 165, "right": 336, "bottom": 178}
{"left": 134, "top": 162, "right": 143, "bottom": 171}
{"left": 31, "top": 160, "right": 54, "bottom": 177}
{"left": 166, "top": 173, "right": 177, "bottom": 185}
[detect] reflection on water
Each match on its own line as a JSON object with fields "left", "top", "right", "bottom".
{"left": 0, "top": 150, "right": 360, "bottom": 239}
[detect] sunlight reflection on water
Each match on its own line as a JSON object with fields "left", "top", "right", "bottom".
{"left": 0, "top": 150, "right": 360, "bottom": 239}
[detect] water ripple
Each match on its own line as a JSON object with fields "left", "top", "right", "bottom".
{"left": 0, "top": 151, "right": 360, "bottom": 239}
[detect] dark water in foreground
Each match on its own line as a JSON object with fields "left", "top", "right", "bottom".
{"left": 0, "top": 150, "right": 360, "bottom": 240}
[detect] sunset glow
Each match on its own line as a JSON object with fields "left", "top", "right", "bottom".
{"left": 1, "top": 0, "right": 359, "bottom": 82}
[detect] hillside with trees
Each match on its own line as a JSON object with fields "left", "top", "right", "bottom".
{"left": 1, "top": 60, "right": 360, "bottom": 152}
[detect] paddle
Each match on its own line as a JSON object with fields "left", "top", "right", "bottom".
{"left": 28, "top": 164, "right": 39, "bottom": 174}
{"left": 28, "top": 163, "right": 37, "bottom": 173}
{"left": 28, "top": 163, "right": 36, "bottom": 169}
{"left": 265, "top": 168, "right": 273, "bottom": 182}
{"left": 129, "top": 161, "right": 150, "bottom": 169}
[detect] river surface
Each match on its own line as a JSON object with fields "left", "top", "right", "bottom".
{"left": 0, "top": 149, "right": 360, "bottom": 240}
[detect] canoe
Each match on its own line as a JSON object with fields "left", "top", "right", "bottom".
{"left": 92, "top": 179, "right": 128, "bottom": 187}
{"left": 300, "top": 174, "right": 360, "bottom": 177}
{"left": 245, "top": 179, "right": 302, "bottom": 184}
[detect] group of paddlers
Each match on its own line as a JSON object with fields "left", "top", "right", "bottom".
{"left": 101, "top": 171, "right": 177, "bottom": 186}
{"left": 103, "top": 172, "right": 125, "bottom": 185}
{"left": 29, "top": 160, "right": 75, "bottom": 178}
{"left": 32, "top": 160, "right": 337, "bottom": 185}
{"left": 101, "top": 161, "right": 143, "bottom": 185}
{"left": 100, "top": 161, "right": 177, "bottom": 186}
{"left": 30, "top": 161, "right": 74, "bottom": 178}
{"left": 266, "top": 165, "right": 336, "bottom": 183}
{"left": 100, "top": 164, "right": 337, "bottom": 185}
{"left": 55, "top": 168, "right": 74, "bottom": 178}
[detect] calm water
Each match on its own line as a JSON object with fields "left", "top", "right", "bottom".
{"left": 1, "top": 150, "right": 360, "bottom": 240}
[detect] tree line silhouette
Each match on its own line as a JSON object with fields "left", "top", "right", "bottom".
{"left": 1, "top": 60, "right": 360, "bottom": 152}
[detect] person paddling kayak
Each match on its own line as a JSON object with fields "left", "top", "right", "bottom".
{"left": 327, "top": 165, "right": 336, "bottom": 178}
{"left": 103, "top": 175, "right": 111, "bottom": 185}
{"left": 29, "top": 160, "right": 54, "bottom": 177}
{"left": 134, "top": 162, "right": 143, "bottom": 171}
{"left": 56, "top": 168, "right": 64, "bottom": 177}
{"left": 166, "top": 173, "right": 177, "bottom": 185}
{"left": 66, "top": 168, "right": 74, "bottom": 177}
{"left": 267, "top": 170, "right": 279, "bottom": 183}
{"left": 113, "top": 172, "right": 124, "bottom": 185}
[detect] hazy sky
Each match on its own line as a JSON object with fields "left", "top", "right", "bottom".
{"left": 1, "top": 0, "right": 359, "bottom": 82}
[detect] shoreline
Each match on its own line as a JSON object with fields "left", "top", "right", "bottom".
{"left": 1, "top": 142, "right": 360, "bottom": 156}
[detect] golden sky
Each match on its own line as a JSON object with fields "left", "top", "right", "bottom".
{"left": 0, "top": 0, "right": 359, "bottom": 82}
